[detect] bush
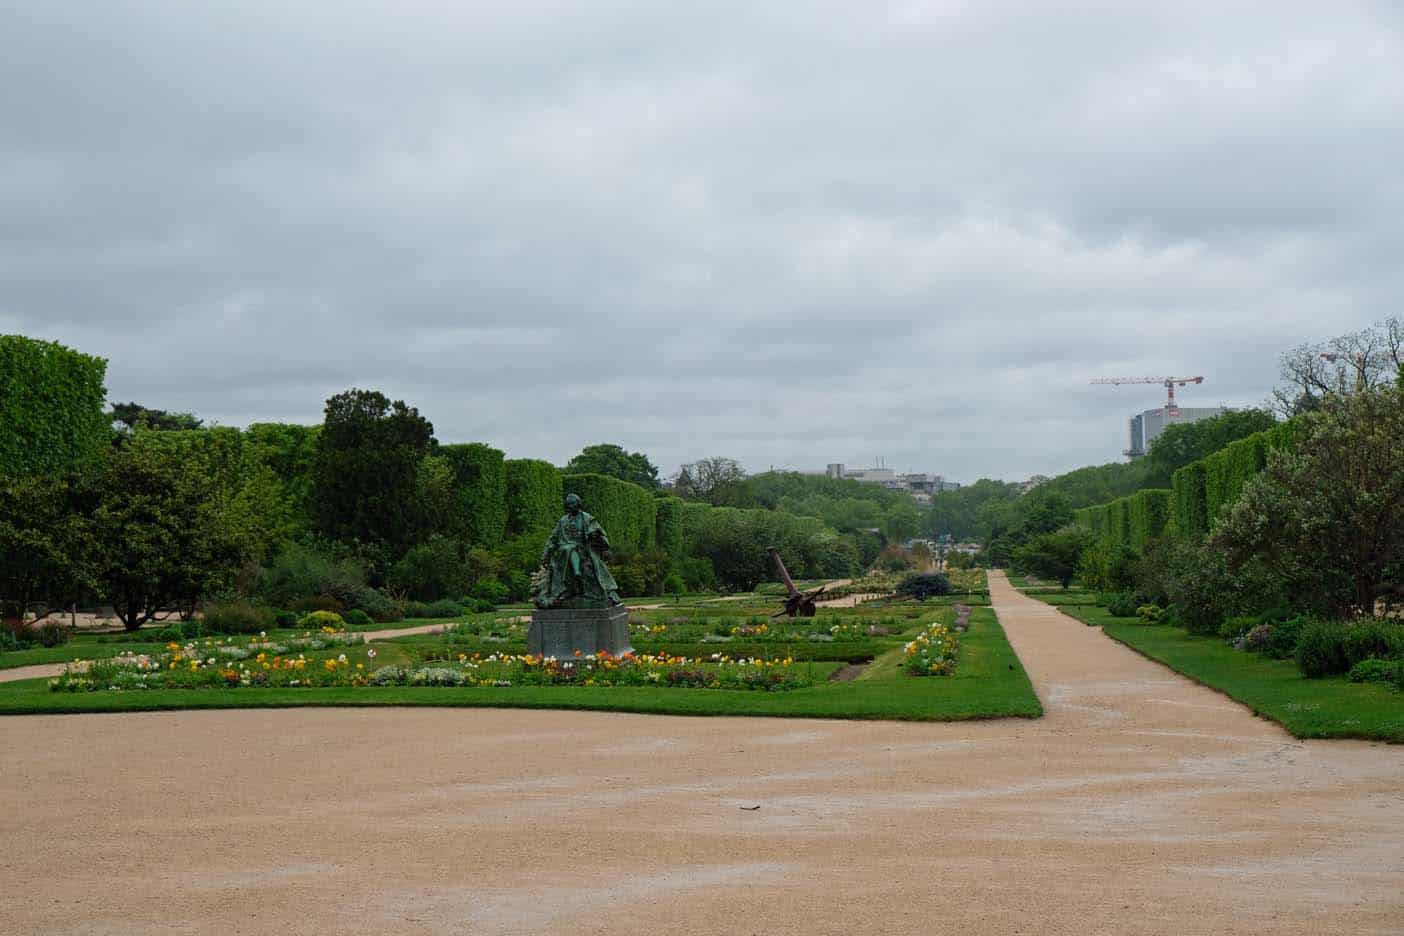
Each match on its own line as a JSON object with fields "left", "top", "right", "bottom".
{"left": 288, "top": 595, "right": 346, "bottom": 614}
{"left": 348, "top": 587, "right": 402, "bottom": 623}
{"left": 1348, "top": 658, "right": 1403, "bottom": 685}
{"left": 505, "top": 570, "right": 532, "bottom": 603}
{"left": 1341, "top": 620, "right": 1404, "bottom": 666}
{"left": 1136, "top": 604, "right": 1164, "bottom": 623}
{"left": 155, "top": 619, "right": 207, "bottom": 642}
{"left": 895, "top": 572, "right": 951, "bottom": 600}
{"left": 35, "top": 620, "right": 73, "bottom": 647}
{"left": 0, "top": 629, "right": 29, "bottom": 652}
{"left": 298, "top": 610, "right": 346, "bottom": 630}
{"left": 1259, "top": 616, "right": 1307, "bottom": 659}
{"left": 1239, "top": 623, "right": 1275, "bottom": 653}
{"left": 273, "top": 610, "right": 298, "bottom": 629}
{"left": 469, "top": 578, "right": 509, "bottom": 606}
{"left": 1103, "top": 592, "right": 1138, "bottom": 617}
{"left": 203, "top": 602, "right": 275, "bottom": 635}
{"left": 1218, "top": 614, "right": 1258, "bottom": 640}
{"left": 1294, "top": 620, "right": 1349, "bottom": 678}
{"left": 343, "top": 609, "right": 373, "bottom": 627}
{"left": 255, "top": 542, "right": 366, "bottom": 609}
{"left": 405, "top": 599, "right": 464, "bottom": 619}
{"left": 387, "top": 535, "right": 469, "bottom": 601}
{"left": 467, "top": 598, "right": 497, "bottom": 614}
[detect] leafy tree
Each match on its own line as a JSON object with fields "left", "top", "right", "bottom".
{"left": 110, "top": 402, "right": 203, "bottom": 433}
{"left": 0, "top": 472, "right": 95, "bottom": 621}
{"left": 671, "top": 457, "right": 746, "bottom": 505}
{"left": 312, "top": 389, "right": 435, "bottom": 557}
{"left": 92, "top": 442, "right": 253, "bottom": 630}
{"left": 565, "top": 444, "right": 660, "bottom": 490}
{"left": 1012, "top": 526, "right": 1092, "bottom": 588}
{"left": 1212, "top": 384, "right": 1404, "bottom": 614}
{"left": 387, "top": 535, "right": 469, "bottom": 601}
{"left": 1272, "top": 316, "right": 1403, "bottom": 416}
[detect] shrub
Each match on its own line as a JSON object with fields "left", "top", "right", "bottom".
{"left": 505, "top": 458, "right": 563, "bottom": 539}
{"left": 0, "top": 629, "right": 29, "bottom": 652}
{"left": 288, "top": 595, "right": 346, "bottom": 614}
{"left": 1294, "top": 620, "right": 1349, "bottom": 678}
{"left": 343, "top": 609, "right": 373, "bottom": 628}
{"left": 387, "top": 535, "right": 469, "bottom": 601}
{"left": 505, "top": 570, "right": 532, "bottom": 603}
{"left": 155, "top": 619, "right": 206, "bottom": 642}
{"left": 894, "top": 572, "right": 951, "bottom": 600}
{"left": 1348, "top": 658, "right": 1402, "bottom": 685}
{"left": 1260, "top": 616, "right": 1307, "bottom": 659}
{"left": 1135, "top": 604, "right": 1164, "bottom": 624}
{"left": 1341, "top": 620, "right": 1404, "bottom": 666}
{"left": 273, "top": 610, "right": 298, "bottom": 629}
{"left": 1218, "top": 615, "right": 1258, "bottom": 640}
{"left": 1240, "top": 624, "right": 1276, "bottom": 653}
{"left": 298, "top": 610, "right": 347, "bottom": 630}
{"left": 411, "top": 599, "right": 464, "bottom": 619}
{"left": 1103, "top": 592, "right": 1138, "bottom": 617}
{"left": 203, "top": 602, "right": 275, "bottom": 635}
{"left": 348, "top": 587, "right": 402, "bottom": 623}
{"left": 35, "top": 620, "right": 73, "bottom": 647}
{"left": 468, "top": 598, "right": 497, "bottom": 613}
{"left": 469, "top": 578, "right": 509, "bottom": 606}
{"left": 256, "top": 542, "right": 366, "bottom": 609}
{"left": 440, "top": 443, "right": 508, "bottom": 548}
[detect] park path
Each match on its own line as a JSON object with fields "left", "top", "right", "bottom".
{"left": 2, "top": 570, "right": 1402, "bottom": 935}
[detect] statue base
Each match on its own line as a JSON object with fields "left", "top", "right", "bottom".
{"left": 528, "top": 606, "right": 633, "bottom": 659}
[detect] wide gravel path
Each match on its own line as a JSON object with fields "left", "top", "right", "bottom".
{"left": 1, "top": 571, "right": 1400, "bottom": 935}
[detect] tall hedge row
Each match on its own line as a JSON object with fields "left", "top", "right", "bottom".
{"left": 654, "top": 496, "right": 686, "bottom": 558}
{"left": 1128, "top": 489, "right": 1170, "bottom": 550}
{"left": 441, "top": 443, "right": 507, "bottom": 548}
{"left": 504, "top": 458, "right": 563, "bottom": 539}
{"left": 1170, "top": 420, "right": 1299, "bottom": 538}
{"left": 562, "top": 472, "right": 658, "bottom": 553}
{"left": 0, "top": 335, "right": 109, "bottom": 476}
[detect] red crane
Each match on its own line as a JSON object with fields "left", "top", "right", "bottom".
{"left": 1090, "top": 375, "right": 1204, "bottom": 414}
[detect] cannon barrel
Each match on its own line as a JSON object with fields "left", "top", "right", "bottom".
{"left": 767, "top": 547, "right": 801, "bottom": 598}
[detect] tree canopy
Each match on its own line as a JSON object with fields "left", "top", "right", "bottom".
{"left": 564, "top": 444, "right": 660, "bottom": 490}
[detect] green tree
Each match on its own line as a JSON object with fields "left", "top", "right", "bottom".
{"left": 671, "top": 457, "right": 746, "bottom": 505}
{"left": 1212, "top": 384, "right": 1404, "bottom": 614}
{"left": 110, "top": 402, "right": 203, "bottom": 433}
{"left": 92, "top": 442, "right": 254, "bottom": 630}
{"left": 565, "top": 444, "right": 660, "bottom": 490}
{"left": 1012, "top": 526, "right": 1092, "bottom": 588}
{"left": 312, "top": 389, "right": 435, "bottom": 556}
{"left": 0, "top": 472, "right": 95, "bottom": 621}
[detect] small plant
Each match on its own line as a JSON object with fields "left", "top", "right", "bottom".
{"left": 298, "top": 610, "right": 347, "bottom": 630}
{"left": 1103, "top": 592, "right": 1138, "bottom": 617}
{"left": 343, "top": 609, "right": 374, "bottom": 628}
{"left": 1135, "top": 604, "right": 1164, "bottom": 624}
{"left": 1347, "top": 657, "right": 1402, "bottom": 685}
{"left": 903, "top": 621, "right": 959, "bottom": 676}
{"left": 895, "top": 572, "right": 951, "bottom": 601}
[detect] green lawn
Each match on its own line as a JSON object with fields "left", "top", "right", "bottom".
{"left": 0, "top": 606, "right": 1042, "bottom": 722}
{"left": 1025, "top": 595, "right": 1404, "bottom": 742}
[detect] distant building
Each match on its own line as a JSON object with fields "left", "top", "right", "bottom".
{"left": 1127, "top": 406, "right": 1227, "bottom": 458}
{"left": 826, "top": 463, "right": 961, "bottom": 497}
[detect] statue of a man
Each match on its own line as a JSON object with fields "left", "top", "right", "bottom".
{"left": 533, "top": 493, "right": 622, "bottom": 608}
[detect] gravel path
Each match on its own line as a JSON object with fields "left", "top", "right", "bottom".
{"left": 1, "top": 570, "right": 1400, "bottom": 934}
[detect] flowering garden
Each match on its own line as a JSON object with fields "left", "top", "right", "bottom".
{"left": 6, "top": 593, "right": 1042, "bottom": 722}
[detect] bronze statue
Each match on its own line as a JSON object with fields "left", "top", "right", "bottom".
{"left": 533, "top": 493, "right": 622, "bottom": 608}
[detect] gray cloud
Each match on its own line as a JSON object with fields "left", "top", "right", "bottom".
{"left": 3, "top": 1, "right": 1400, "bottom": 481}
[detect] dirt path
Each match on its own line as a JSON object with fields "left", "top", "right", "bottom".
{"left": 1, "top": 570, "right": 1400, "bottom": 935}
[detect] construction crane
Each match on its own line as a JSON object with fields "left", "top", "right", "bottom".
{"left": 1090, "top": 375, "right": 1204, "bottom": 414}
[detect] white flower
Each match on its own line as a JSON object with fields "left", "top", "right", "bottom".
{"left": 366, "top": 648, "right": 377, "bottom": 659}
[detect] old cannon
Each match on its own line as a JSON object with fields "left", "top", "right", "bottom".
{"left": 767, "top": 547, "right": 827, "bottom": 618}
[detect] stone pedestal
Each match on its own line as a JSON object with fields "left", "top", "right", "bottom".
{"left": 528, "top": 606, "right": 632, "bottom": 659}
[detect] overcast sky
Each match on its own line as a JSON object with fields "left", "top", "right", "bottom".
{"left": 3, "top": 2, "right": 1400, "bottom": 482}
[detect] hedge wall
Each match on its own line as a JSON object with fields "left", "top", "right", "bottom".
{"left": 504, "top": 458, "right": 562, "bottom": 539}
{"left": 0, "top": 335, "right": 109, "bottom": 476}
{"left": 654, "top": 495, "right": 686, "bottom": 558}
{"left": 562, "top": 472, "right": 657, "bottom": 553}
{"left": 1128, "top": 489, "right": 1170, "bottom": 550}
{"left": 1169, "top": 419, "right": 1300, "bottom": 539}
{"left": 1171, "top": 462, "right": 1209, "bottom": 540}
{"left": 441, "top": 443, "right": 507, "bottom": 548}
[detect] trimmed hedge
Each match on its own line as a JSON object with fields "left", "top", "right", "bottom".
{"left": 0, "top": 335, "right": 109, "bottom": 476}
{"left": 1171, "top": 461, "right": 1209, "bottom": 540}
{"left": 441, "top": 443, "right": 507, "bottom": 548}
{"left": 504, "top": 458, "right": 562, "bottom": 538}
{"left": 562, "top": 472, "right": 657, "bottom": 553}
{"left": 654, "top": 496, "right": 686, "bottom": 558}
{"left": 1128, "top": 489, "right": 1170, "bottom": 550}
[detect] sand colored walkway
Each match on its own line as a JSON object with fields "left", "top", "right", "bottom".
{"left": 1, "top": 571, "right": 1401, "bottom": 935}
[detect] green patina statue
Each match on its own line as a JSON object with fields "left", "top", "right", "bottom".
{"left": 532, "top": 493, "right": 622, "bottom": 609}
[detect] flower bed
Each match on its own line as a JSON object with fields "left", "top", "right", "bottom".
{"left": 903, "top": 621, "right": 959, "bottom": 676}
{"left": 49, "top": 645, "right": 811, "bottom": 693}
